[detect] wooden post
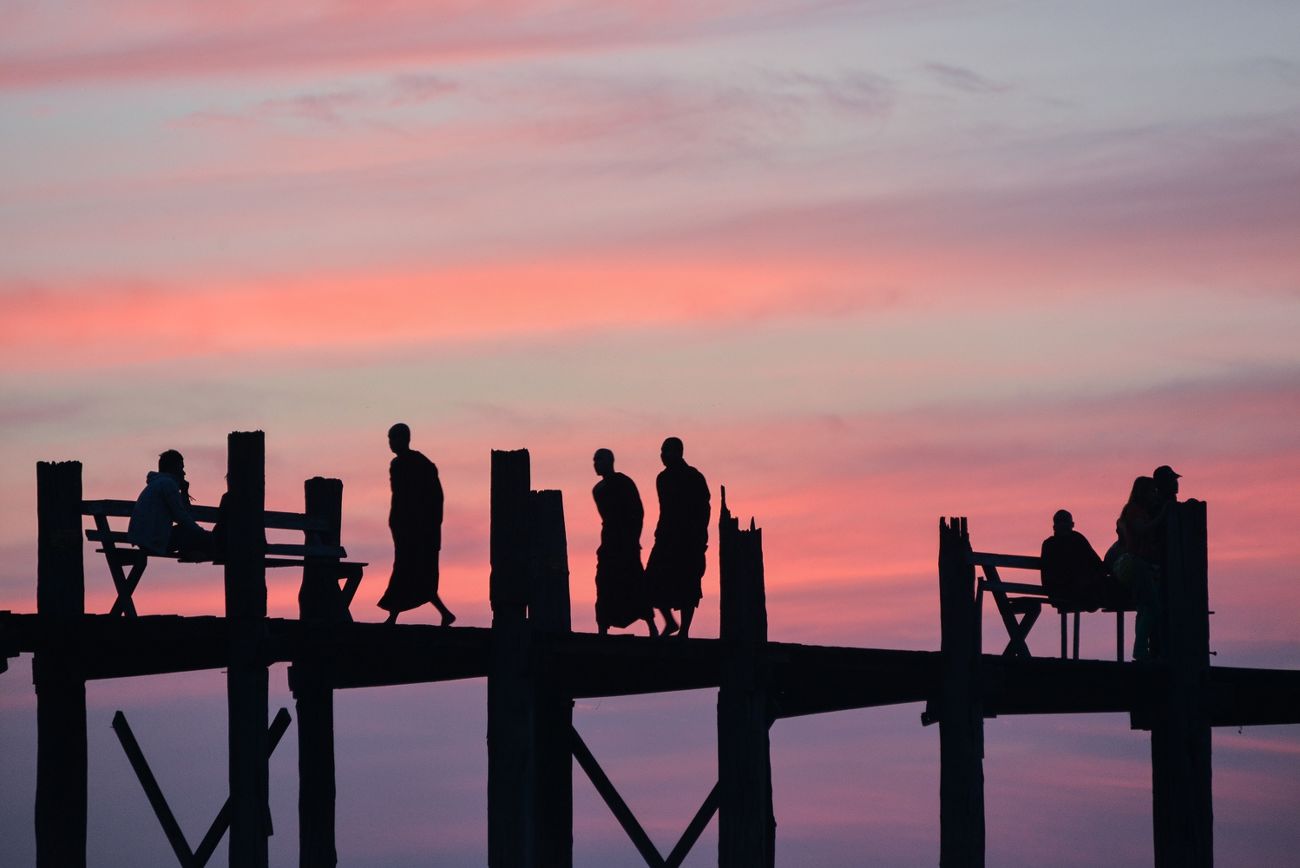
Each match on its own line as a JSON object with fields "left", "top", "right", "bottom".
{"left": 296, "top": 477, "right": 343, "bottom": 867}
{"left": 299, "top": 476, "right": 344, "bottom": 622}
{"left": 937, "top": 517, "right": 984, "bottom": 868}
{"left": 529, "top": 489, "right": 573, "bottom": 868}
{"left": 35, "top": 460, "right": 87, "bottom": 868}
{"left": 1150, "top": 500, "right": 1212, "bottom": 867}
{"left": 488, "top": 449, "right": 535, "bottom": 868}
{"left": 717, "top": 488, "right": 774, "bottom": 868}
{"left": 225, "top": 431, "right": 269, "bottom": 868}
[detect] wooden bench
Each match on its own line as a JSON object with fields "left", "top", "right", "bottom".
{"left": 969, "top": 551, "right": 1134, "bottom": 662}
{"left": 83, "top": 499, "right": 365, "bottom": 618}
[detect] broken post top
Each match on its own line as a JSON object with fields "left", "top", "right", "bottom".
{"left": 718, "top": 485, "right": 767, "bottom": 644}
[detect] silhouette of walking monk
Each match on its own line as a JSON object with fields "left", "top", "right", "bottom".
{"left": 592, "top": 449, "right": 658, "bottom": 636}
{"left": 379, "top": 423, "right": 456, "bottom": 626}
{"left": 646, "top": 437, "right": 710, "bottom": 638}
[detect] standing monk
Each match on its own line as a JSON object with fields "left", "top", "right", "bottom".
{"left": 379, "top": 423, "right": 456, "bottom": 626}
{"left": 646, "top": 437, "right": 710, "bottom": 638}
{"left": 592, "top": 449, "right": 658, "bottom": 636}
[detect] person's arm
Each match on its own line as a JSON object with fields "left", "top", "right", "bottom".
{"left": 430, "top": 465, "right": 444, "bottom": 550}
{"left": 162, "top": 477, "right": 202, "bottom": 532}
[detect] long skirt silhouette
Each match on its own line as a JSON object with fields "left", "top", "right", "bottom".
{"left": 596, "top": 544, "right": 649, "bottom": 629}
{"left": 379, "top": 530, "right": 439, "bottom": 612}
{"left": 379, "top": 448, "right": 443, "bottom": 613}
{"left": 646, "top": 542, "right": 706, "bottom": 610}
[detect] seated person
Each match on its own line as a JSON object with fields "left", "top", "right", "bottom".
{"left": 1040, "top": 509, "right": 1104, "bottom": 611}
{"left": 128, "top": 449, "right": 213, "bottom": 559}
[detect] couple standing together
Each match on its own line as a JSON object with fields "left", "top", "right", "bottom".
{"left": 592, "top": 437, "right": 710, "bottom": 639}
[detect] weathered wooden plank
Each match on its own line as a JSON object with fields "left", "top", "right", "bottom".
{"left": 1150, "top": 501, "right": 1213, "bottom": 868}
{"left": 35, "top": 460, "right": 87, "bottom": 868}
{"left": 968, "top": 551, "right": 1041, "bottom": 570}
{"left": 530, "top": 489, "right": 573, "bottom": 868}
{"left": 296, "top": 476, "right": 344, "bottom": 868}
{"left": 716, "top": 492, "right": 774, "bottom": 868}
{"left": 488, "top": 448, "right": 534, "bottom": 868}
{"left": 938, "top": 517, "right": 984, "bottom": 867}
{"left": 82, "top": 499, "right": 329, "bottom": 532}
{"left": 87, "top": 529, "right": 345, "bottom": 560}
{"left": 110, "top": 710, "right": 197, "bottom": 866}
{"left": 571, "top": 726, "right": 665, "bottom": 867}
{"left": 225, "top": 431, "right": 269, "bottom": 868}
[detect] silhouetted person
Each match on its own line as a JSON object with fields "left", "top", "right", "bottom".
{"left": 1039, "top": 509, "right": 1104, "bottom": 611}
{"left": 379, "top": 424, "right": 455, "bottom": 626}
{"left": 128, "top": 449, "right": 212, "bottom": 559}
{"left": 646, "top": 437, "right": 710, "bottom": 638}
{"left": 1153, "top": 465, "right": 1181, "bottom": 507}
{"left": 591, "top": 449, "right": 658, "bottom": 636}
{"left": 1115, "top": 476, "right": 1167, "bottom": 660}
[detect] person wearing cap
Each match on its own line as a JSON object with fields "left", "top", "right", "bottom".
{"left": 1153, "top": 465, "right": 1181, "bottom": 505}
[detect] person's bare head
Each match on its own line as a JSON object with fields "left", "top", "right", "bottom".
{"left": 158, "top": 449, "right": 185, "bottom": 476}
{"left": 388, "top": 423, "right": 411, "bottom": 455}
{"left": 660, "top": 436, "right": 684, "bottom": 468}
{"left": 593, "top": 448, "right": 615, "bottom": 477}
{"left": 1052, "top": 509, "right": 1073, "bottom": 536}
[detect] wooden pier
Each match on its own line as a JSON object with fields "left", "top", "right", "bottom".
{"left": 3, "top": 430, "right": 1300, "bottom": 866}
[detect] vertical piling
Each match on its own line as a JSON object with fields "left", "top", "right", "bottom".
{"left": 488, "top": 449, "right": 535, "bottom": 867}
{"left": 530, "top": 489, "right": 573, "bottom": 868}
{"left": 717, "top": 489, "right": 775, "bottom": 868}
{"left": 225, "top": 431, "right": 269, "bottom": 868}
{"left": 1150, "top": 500, "right": 1212, "bottom": 867}
{"left": 35, "top": 460, "right": 87, "bottom": 868}
{"left": 938, "top": 517, "right": 984, "bottom": 867}
{"left": 296, "top": 477, "right": 343, "bottom": 867}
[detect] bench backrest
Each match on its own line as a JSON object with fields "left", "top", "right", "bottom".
{"left": 82, "top": 499, "right": 332, "bottom": 532}
{"left": 82, "top": 499, "right": 347, "bottom": 559}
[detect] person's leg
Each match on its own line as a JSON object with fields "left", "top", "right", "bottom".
{"left": 678, "top": 606, "right": 695, "bottom": 639}
{"left": 1132, "top": 563, "right": 1155, "bottom": 660}
{"left": 169, "top": 523, "right": 214, "bottom": 561}
{"left": 644, "top": 616, "right": 659, "bottom": 638}
{"left": 659, "top": 608, "right": 679, "bottom": 636}
{"left": 384, "top": 609, "right": 398, "bottom": 625}
{"left": 432, "top": 594, "right": 456, "bottom": 627}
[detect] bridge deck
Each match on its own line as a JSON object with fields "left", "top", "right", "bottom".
{"left": 5, "top": 612, "right": 1297, "bottom": 728}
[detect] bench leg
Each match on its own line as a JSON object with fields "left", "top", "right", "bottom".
{"left": 108, "top": 555, "right": 146, "bottom": 618}
{"left": 1000, "top": 604, "right": 1039, "bottom": 658}
{"left": 1117, "top": 611, "right": 1124, "bottom": 662}
{"left": 1073, "top": 611, "right": 1081, "bottom": 660}
{"left": 1060, "top": 611, "right": 1067, "bottom": 659}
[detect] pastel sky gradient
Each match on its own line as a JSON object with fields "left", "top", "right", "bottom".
{"left": 2, "top": 1, "right": 1299, "bottom": 865}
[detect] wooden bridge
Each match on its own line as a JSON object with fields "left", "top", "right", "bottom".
{"left": 2, "top": 430, "right": 1299, "bottom": 867}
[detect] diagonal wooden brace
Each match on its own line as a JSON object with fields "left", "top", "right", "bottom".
{"left": 571, "top": 725, "right": 721, "bottom": 868}
{"left": 111, "top": 707, "right": 292, "bottom": 868}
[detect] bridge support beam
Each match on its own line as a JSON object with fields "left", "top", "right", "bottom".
{"left": 937, "top": 517, "right": 984, "bottom": 867}
{"left": 35, "top": 460, "right": 87, "bottom": 868}
{"left": 1150, "top": 500, "right": 1212, "bottom": 867}
{"left": 717, "top": 490, "right": 775, "bottom": 868}
{"left": 530, "top": 489, "right": 574, "bottom": 868}
{"left": 226, "top": 431, "right": 270, "bottom": 868}
{"left": 295, "top": 476, "right": 344, "bottom": 867}
{"left": 488, "top": 449, "right": 536, "bottom": 868}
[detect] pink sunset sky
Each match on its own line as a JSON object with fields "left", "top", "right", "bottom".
{"left": 2, "top": 1, "right": 1299, "bottom": 865}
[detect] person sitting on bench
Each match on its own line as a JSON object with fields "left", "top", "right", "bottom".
{"left": 1040, "top": 509, "right": 1104, "bottom": 612}
{"left": 127, "top": 449, "right": 213, "bottom": 559}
